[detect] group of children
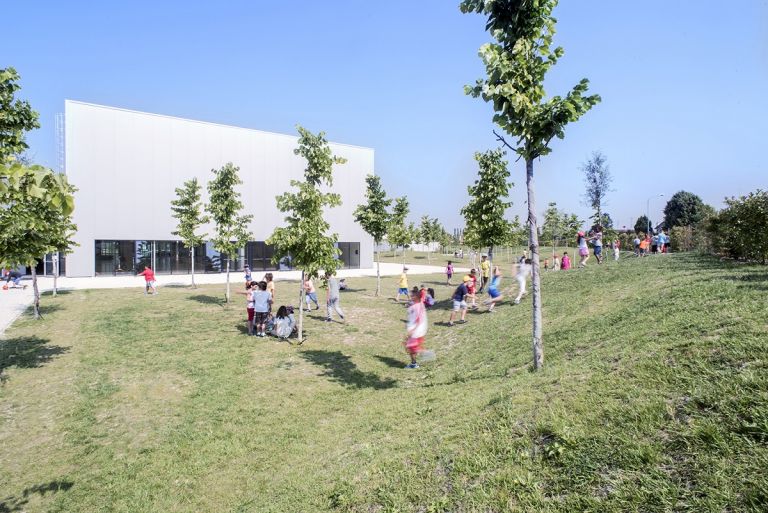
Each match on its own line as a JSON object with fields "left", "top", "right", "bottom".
{"left": 633, "top": 231, "right": 670, "bottom": 256}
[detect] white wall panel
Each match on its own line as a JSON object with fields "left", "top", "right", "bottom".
{"left": 65, "top": 101, "right": 374, "bottom": 276}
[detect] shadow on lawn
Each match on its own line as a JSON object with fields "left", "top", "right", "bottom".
{"left": 0, "top": 336, "right": 69, "bottom": 384}
{"left": 0, "top": 479, "right": 74, "bottom": 512}
{"left": 373, "top": 355, "right": 405, "bottom": 369}
{"left": 22, "top": 303, "right": 64, "bottom": 317}
{"left": 299, "top": 350, "right": 397, "bottom": 390}
{"left": 188, "top": 294, "right": 225, "bottom": 306}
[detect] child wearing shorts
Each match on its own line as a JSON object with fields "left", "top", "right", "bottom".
{"left": 446, "top": 261, "right": 454, "bottom": 285}
{"left": 448, "top": 276, "right": 470, "bottom": 326}
{"left": 483, "top": 266, "right": 504, "bottom": 312}
{"left": 252, "top": 281, "right": 272, "bottom": 337}
{"left": 404, "top": 287, "right": 429, "bottom": 369}
{"left": 395, "top": 267, "right": 409, "bottom": 303}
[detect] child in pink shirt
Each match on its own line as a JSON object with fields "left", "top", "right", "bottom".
{"left": 561, "top": 252, "right": 572, "bottom": 270}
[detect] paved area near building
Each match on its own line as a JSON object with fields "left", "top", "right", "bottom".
{"left": 0, "top": 262, "right": 468, "bottom": 336}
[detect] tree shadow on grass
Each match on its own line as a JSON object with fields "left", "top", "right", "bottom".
{"left": 0, "top": 336, "right": 69, "bottom": 383}
{"left": 0, "top": 480, "right": 74, "bottom": 512}
{"left": 188, "top": 294, "right": 225, "bottom": 306}
{"left": 373, "top": 354, "right": 406, "bottom": 369}
{"left": 299, "top": 350, "right": 397, "bottom": 390}
{"left": 23, "top": 303, "right": 64, "bottom": 317}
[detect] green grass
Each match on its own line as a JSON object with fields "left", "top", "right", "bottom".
{"left": 1, "top": 254, "right": 766, "bottom": 512}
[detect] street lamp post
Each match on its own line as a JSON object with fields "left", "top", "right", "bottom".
{"left": 646, "top": 194, "right": 664, "bottom": 234}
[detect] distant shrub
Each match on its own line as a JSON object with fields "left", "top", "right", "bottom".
{"left": 708, "top": 189, "right": 768, "bottom": 264}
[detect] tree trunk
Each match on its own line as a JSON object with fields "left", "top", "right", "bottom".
{"left": 52, "top": 254, "right": 58, "bottom": 297}
{"left": 32, "top": 267, "right": 41, "bottom": 320}
{"left": 225, "top": 259, "right": 231, "bottom": 303}
{"left": 375, "top": 241, "right": 381, "bottom": 297}
{"left": 191, "top": 246, "right": 196, "bottom": 289}
{"left": 526, "top": 158, "right": 544, "bottom": 370}
{"left": 298, "top": 271, "right": 305, "bottom": 344}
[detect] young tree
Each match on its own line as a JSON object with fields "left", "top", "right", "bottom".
{"left": 387, "top": 196, "right": 411, "bottom": 262}
{"left": 206, "top": 163, "right": 253, "bottom": 303}
{"left": 267, "top": 126, "right": 346, "bottom": 343}
{"left": 0, "top": 163, "right": 77, "bottom": 318}
{"left": 460, "top": 149, "right": 516, "bottom": 266}
{"left": 353, "top": 174, "right": 391, "bottom": 296}
{"left": 581, "top": 151, "right": 612, "bottom": 225}
{"left": 462, "top": 0, "right": 600, "bottom": 370}
{"left": 634, "top": 215, "right": 651, "bottom": 235}
{"left": 541, "top": 202, "right": 581, "bottom": 254}
{"left": 663, "top": 191, "right": 707, "bottom": 229}
{"left": 171, "top": 177, "right": 209, "bottom": 289}
{"left": 0, "top": 68, "right": 40, "bottom": 164}
{"left": 418, "top": 215, "right": 443, "bottom": 263}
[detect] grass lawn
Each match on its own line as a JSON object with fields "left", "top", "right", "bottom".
{"left": 376, "top": 246, "right": 569, "bottom": 267}
{"left": 1, "top": 254, "right": 767, "bottom": 512}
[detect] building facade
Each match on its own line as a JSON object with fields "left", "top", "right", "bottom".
{"left": 64, "top": 101, "right": 374, "bottom": 277}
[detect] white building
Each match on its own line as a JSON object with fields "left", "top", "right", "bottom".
{"left": 63, "top": 101, "right": 374, "bottom": 277}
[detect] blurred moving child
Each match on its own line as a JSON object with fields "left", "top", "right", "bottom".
{"left": 404, "top": 287, "right": 429, "bottom": 369}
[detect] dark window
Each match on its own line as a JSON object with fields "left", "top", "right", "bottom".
{"left": 337, "top": 242, "right": 360, "bottom": 269}
{"left": 95, "top": 240, "right": 139, "bottom": 275}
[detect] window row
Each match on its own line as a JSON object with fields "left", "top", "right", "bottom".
{"left": 94, "top": 240, "right": 360, "bottom": 275}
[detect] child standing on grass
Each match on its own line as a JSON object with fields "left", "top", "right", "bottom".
{"left": 613, "top": 239, "right": 621, "bottom": 261}
{"left": 513, "top": 259, "right": 531, "bottom": 304}
{"left": 264, "top": 273, "right": 275, "bottom": 303}
{"left": 325, "top": 271, "right": 345, "bottom": 322}
{"left": 244, "top": 264, "right": 252, "bottom": 286}
{"left": 483, "top": 266, "right": 504, "bottom": 312}
{"left": 237, "top": 282, "right": 257, "bottom": 336}
{"left": 252, "top": 281, "right": 272, "bottom": 337}
{"left": 561, "top": 252, "right": 571, "bottom": 270}
{"left": 553, "top": 254, "right": 561, "bottom": 270}
{"left": 467, "top": 269, "right": 478, "bottom": 309}
{"left": 446, "top": 261, "right": 454, "bottom": 285}
{"left": 303, "top": 277, "right": 319, "bottom": 311}
{"left": 395, "top": 267, "right": 409, "bottom": 303}
{"left": 404, "top": 287, "right": 429, "bottom": 369}
{"left": 137, "top": 265, "right": 157, "bottom": 295}
{"left": 479, "top": 255, "right": 490, "bottom": 293}
{"left": 448, "top": 276, "right": 470, "bottom": 326}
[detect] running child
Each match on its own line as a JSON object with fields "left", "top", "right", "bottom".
{"left": 448, "top": 276, "right": 470, "bottom": 326}
{"left": 325, "top": 271, "right": 345, "bottom": 322}
{"left": 513, "top": 259, "right": 532, "bottom": 304}
{"left": 395, "top": 267, "right": 409, "bottom": 303}
{"left": 445, "top": 261, "right": 454, "bottom": 285}
{"left": 577, "top": 232, "right": 590, "bottom": 267}
{"left": 137, "top": 265, "right": 157, "bottom": 295}
{"left": 404, "top": 287, "right": 429, "bottom": 369}
{"left": 483, "top": 266, "right": 504, "bottom": 312}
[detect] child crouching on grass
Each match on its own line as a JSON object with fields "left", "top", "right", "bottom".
{"left": 404, "top": 287, "right": 429, "bottom": 369}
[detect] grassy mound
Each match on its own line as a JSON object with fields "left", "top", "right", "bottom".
{"left": 1, "top": 254, "right": 766, "bottom": 512}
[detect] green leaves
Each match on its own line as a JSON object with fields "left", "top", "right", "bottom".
{"left": 462, "top": 0, "right": 600, "bottom": 159}
{"left": 206, "top": 163, "right": 253, "bottom": 257}
{"left": 267, "top": 126, "right": 346, "bottom": 279}
{"left": 0, "top": 162, "right": 78, "bottom": 268}
{"left": 0, "top": 67, "right": 40, "bottom": 164}
{"left": 461, "top": 149, "right": 518, "bottom": 250}
{"left": 354, "top": 174, "right": 391, "bottom": 244}
{"left": 171, "top": 177, "right": 208, "bottom": 247}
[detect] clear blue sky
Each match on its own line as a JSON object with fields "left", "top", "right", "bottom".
{"left": 6, "top": 0, "right": 768, "bottom": 231}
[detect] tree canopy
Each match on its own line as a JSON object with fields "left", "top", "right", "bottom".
{"left": 581, "top": 151, "right": 612, "bottom": 224}
{"left": 171, "top": 177, "right": 208, "bottom": 288}
{"left": 354, "top": 174, "right": 391, "bottom": 245}
{"left": 663, "top": 191, "right": 707, "bottom": 229}
{"left": 0, "top": 68, "right": 40, "bottom": 163}
{"left": 460, "top": 148, "right": 516, "bottom": 254}
{"left": 267, "top": 126, "right": 346, "bottom": 281}
{"left": 0, "top": 162, "right": 77, "bottom": 317}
